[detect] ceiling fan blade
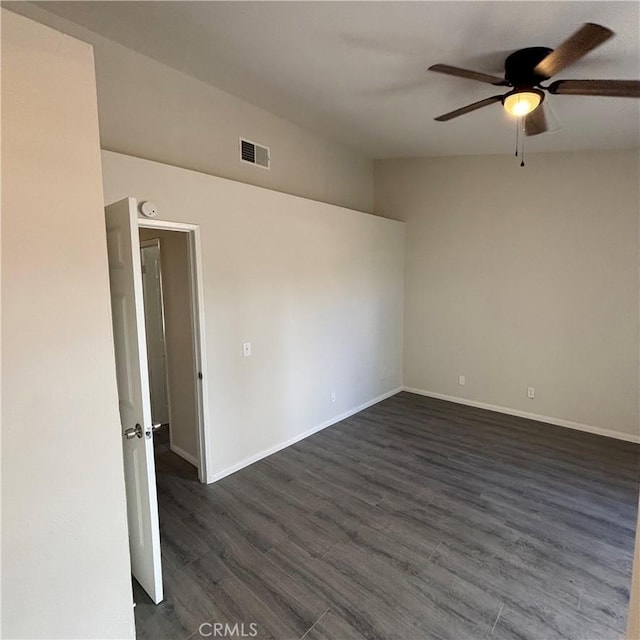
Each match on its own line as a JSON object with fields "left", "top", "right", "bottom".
{"left": 525, "top": 105, "right": 548, "bottom": 136}
{"left": 534, "top": 23, "right": 614, "bottom": 78}
{"left": 434, "top": 95, "right": 504, "bottom": 121}
{"left": 548, "top": 79, "right": 640, "bottom": 97}
{"left": 428, "top": 64, "right": 508, "bottom": 86}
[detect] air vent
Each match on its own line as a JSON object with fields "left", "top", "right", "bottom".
{"left": 240, "top": 138, "right": 270, "bottom": 169}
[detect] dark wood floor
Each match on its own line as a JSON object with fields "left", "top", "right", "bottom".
{"left": 133, "top": 392, "right": 639, "bottom": 640}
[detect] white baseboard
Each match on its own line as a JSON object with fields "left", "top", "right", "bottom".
{"left": 206, "top": 386, "right": 403, "bottom": 484}
{"left": 170, "top": 443, "right": 200, "bottom": 467}
{"left": 403, "top": 387, "right": 640, "bottom": 444}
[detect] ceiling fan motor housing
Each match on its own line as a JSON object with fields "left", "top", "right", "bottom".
{"left": 504, "top": 47, "right": 553, "bottom": 87}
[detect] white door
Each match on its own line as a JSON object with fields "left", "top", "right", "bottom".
{"left": 141, "top": 242, "right": 170, "bottom": 426}
{"left": 105, "top": 198, "right": 163, "bottom": 604}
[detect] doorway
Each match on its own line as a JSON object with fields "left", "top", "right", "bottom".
{"left": 139, "top": 221, "right": 210, "bottom": 484}
{"left": 106, "top": 199, "right": 210, "bottom": 605}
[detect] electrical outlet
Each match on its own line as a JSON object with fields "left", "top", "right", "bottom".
{"left": 458, "top": 375, "right": 466, "bottom": 386}
{"left": 242, "top": 342, "right": 252, "bottom": 358}
{"left": 331, "top": 392, "right": 336, "bottom": 403}
{"left": 527, "top": 387, "right": 535, "bottom": 399}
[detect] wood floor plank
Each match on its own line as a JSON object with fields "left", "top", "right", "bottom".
{"left": 324, "top": 537, "right": 503, "bottom": 638}
{"left": 493, "top": 600, "right": 621, "bottom": 640}
{"left": 267, "top": 539, "right": 431, "bottom": 640}
{"left": 300, "top": 609, "right": 366, "bottom": 640}
{"left": 159, "top": 513, "right": 211, "bottom": 568}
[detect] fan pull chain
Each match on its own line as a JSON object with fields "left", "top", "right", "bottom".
{"left": 512, "top": 117, "right": 528, "bottom": 167}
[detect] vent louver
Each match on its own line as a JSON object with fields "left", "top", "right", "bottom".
{"left": 239, "top": 138, "right": 270, "bottom": 169}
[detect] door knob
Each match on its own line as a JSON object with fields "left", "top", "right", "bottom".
{"left": 124, "top": 423, "right": 143, "bottom": 439}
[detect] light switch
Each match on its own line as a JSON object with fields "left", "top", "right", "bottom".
{"left": 242, "top": 342, "right": 252, "bottom": 358}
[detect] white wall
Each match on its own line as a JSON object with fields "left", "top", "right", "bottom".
{"left": 103, "top": 151, "right": 405, "bottom": 481}
{"left": 139, "top": 228, "right": 199, "bottom": 464}
{"left": 1, "top": 10, "right": 134, "bottom": 639}
{"left": 4, "top": 2, "right": 374, "bottom": 214}
{"left": 375, "top": 150, "right": 639, "bottom": 440}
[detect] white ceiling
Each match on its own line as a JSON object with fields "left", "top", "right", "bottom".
{"left": 32, "top": 1, "right": 640, "bottom": 158}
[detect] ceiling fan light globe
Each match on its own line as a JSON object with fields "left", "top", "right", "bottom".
{"left": 503, "top": 91, "right": 543, "bottom": 117}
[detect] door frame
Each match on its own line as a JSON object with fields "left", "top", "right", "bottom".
{"left": 140, "top": 238, "right": 172, "bottom": 432}
{"left": 138, "top": 219, "right": 211, "bottom": 483}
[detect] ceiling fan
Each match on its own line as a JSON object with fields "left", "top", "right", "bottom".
{"left": 429, "top": 23, "right": 640, "bottom": 136}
